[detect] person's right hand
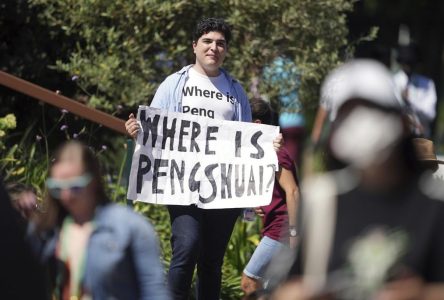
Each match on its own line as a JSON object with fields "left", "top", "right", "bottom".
{"left": 125, "top": 113, "right": 140, "bottom": 138}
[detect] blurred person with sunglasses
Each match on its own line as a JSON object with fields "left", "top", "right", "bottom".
{"left": 28, "top": 141, "right": 170, "bottom": 300}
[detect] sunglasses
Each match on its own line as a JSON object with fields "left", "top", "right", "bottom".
{"left": 46, "top": 173, "right": 92, "bottom": 198}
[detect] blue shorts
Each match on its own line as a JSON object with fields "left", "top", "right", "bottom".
{"left": 243, "top": 236, "right": 285, "bottom": 280}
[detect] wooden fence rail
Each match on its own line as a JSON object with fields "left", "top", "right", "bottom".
{"left": 0, "top": 71, "right": 128, "bottom": 136}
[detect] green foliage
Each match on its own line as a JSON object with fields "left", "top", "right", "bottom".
{"left": 0, "top": 114, "right": 17, "bottom": 148}
{"left": 225, "top": 218, "right": 261, "bottom": 272}
{"left": 29, "top": 0, "right": 353, "bottom": 113}
{"left": 0, "top": 106, "right": 128, "bottom": 205}
{"left": 0, "top": 119, "right": 48, "bottom": 198}
{"left": 221, "top": 218, "right": 261, "bottom": 298}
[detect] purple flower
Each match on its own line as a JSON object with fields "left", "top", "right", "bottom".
{"left": 71, "top": 75, "right": 79, "bottom": 81}
{"left": 60, "top": 125, "right": 68, "bottom": 131}
{"left": 35, "top": 135, "right": 42, "bottom": 141}
{"left": 101, "top": 145, "right": 107, "bottom": 151}
{"left": 73, "top": 133, "right": 79, "bottom": 139}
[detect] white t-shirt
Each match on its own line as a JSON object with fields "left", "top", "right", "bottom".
{"left": 181, "top": 67, "right": 236, "bottom": 120}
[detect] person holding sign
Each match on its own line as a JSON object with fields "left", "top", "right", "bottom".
{"left": 241, "top": 98, "right": 300, "bottom": 296}
{"left": 125, "top": 17, "right": 282, "bottom": 300}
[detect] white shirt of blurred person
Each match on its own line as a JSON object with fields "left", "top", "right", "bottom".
{"left": 393, "top": 44, "right": 437, "bottom": 138}
{"left": 288, "top": 59, "right": 444, "bottom": 300}
{"left": 124, "top": 17, "right": 282, "bottom": 300}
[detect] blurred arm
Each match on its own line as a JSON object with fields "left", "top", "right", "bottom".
{"left": 311, "top": 106, "right": 328, "bottom": 145}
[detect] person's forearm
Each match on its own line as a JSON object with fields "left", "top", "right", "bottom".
{"left": 286, "top": 189, "right": 299, "bottom": 228}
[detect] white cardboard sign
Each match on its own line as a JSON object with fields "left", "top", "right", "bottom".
{"left": 127, "top": 106, "right": 279, "bottom": 209}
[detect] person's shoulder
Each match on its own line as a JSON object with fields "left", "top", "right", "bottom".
{"left": 278, "top": 147, "right": 294, "bottom": 165}
{"left": 220, "top": 68, "right": 246, "bottom": 90}
{"left": 393, "top": 70, "right": 405, "bottom": 77}
{"left": 393, "top": 70, "right": 407, "bottom": 82}
{"left": 219, "top": 67, "right": 237, "bottom": 82}
{"left": 161, "top": 65, "right": 190, "bottom": 82}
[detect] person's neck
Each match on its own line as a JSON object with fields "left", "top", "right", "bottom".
{"left": 71, "top": 202, "right": 96, "bottom": 225}
{"left": 192, "top": 64, "right": 220, "bottom": 77}
{"left": 360, "top": 159, "right": 411, "bottom": 190}
{"left": 72, "top": 212, "right": 94, "bottom": 225}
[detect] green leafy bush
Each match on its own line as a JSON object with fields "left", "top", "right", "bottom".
{"left": 29, "top": 0, "right": 353, "bottom": 113}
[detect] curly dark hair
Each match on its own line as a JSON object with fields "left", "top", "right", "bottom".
{"left": 192, "top": 17, "right": 232, "bottom": 44}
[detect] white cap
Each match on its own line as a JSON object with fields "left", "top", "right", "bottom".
{"left": 321, "top": 59, "right": 404, "bottom": 121}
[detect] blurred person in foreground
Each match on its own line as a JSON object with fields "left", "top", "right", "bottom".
{"left": 28, "top": 141, "right": 170, "bottom": 300}
{"left": 241, "top": 98, "right": 300, "bottom": 296}
{"left": 284, "top": 59, "right": 444, "bottom": 300}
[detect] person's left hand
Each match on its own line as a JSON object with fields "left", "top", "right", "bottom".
{"left": 254, "top": 207, "right": 265, "bottom": 217}
{"left": 273, "top": 133, "right": 284, "bottom": 152}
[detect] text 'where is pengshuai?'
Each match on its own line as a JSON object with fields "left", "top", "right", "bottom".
{"left": 127, "top": 106, "right": 279, "bottom": 209}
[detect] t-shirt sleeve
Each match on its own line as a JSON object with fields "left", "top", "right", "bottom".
{"left": 278, "top": 149, "right": 295, "bottom": 171}
{"left": 150, "top": 77, "right": 172, "bottom": 109}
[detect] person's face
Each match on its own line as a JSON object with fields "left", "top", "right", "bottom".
{"left": 48, "top": 161, "right": 92, "bottom": 214}
{"left": 193, "top": 31, "right": 227, "bottom": 76}
{"left": 330, "top": 103, "right": 403, "bottom": 169}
